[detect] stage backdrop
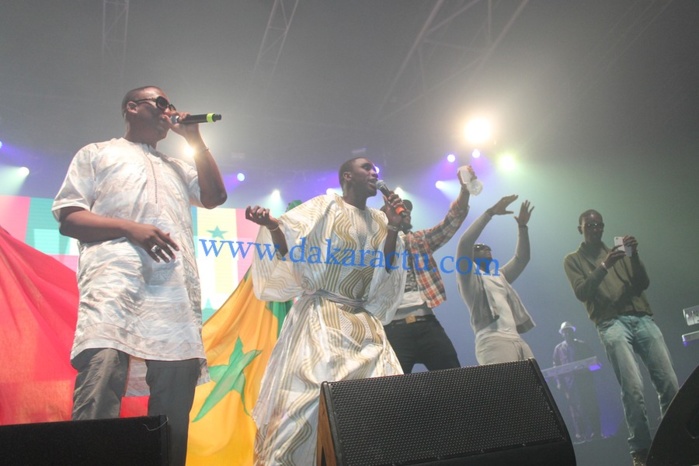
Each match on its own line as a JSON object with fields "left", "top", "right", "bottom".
{"left": 0, "top": 194, "right": 289, "bottom": 466}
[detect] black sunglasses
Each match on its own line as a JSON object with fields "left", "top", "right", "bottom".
{"left": 132, "top": 96, "right": 176, "bottom": 112}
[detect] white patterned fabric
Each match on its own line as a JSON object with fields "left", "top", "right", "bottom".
{"left": 251, "top": 193, "right": 406, "bottom": 465}
{"left": 52, "top": 138, "right": 209, "bottom": 390}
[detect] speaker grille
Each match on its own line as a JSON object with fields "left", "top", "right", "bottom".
{"left": 0, "top": 415, "right": 169, "bottom": 466}
{"left": 322, "top": 360, "right": 568, "bottom": 465}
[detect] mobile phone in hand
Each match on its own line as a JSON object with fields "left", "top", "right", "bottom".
{"left": 614, "top": 236, "right": 632, "bottom": 257}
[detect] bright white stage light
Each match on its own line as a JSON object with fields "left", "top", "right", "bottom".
{"left": 499, "top": 154, "right": 518, "bottom": 171}
{"left": 464, "top": 118, "right": 493, "bottom": 145}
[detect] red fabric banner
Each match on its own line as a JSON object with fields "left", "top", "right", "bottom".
{"left": 0, "top": 227, "right": 148, "bottom": 424}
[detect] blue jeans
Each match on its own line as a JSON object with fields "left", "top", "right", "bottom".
{"left": 596, "top": 315, "right": 678, "bottom": 453}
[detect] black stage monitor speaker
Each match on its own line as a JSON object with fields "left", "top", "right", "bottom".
{"left": 317, "top": 359, "right": 575, "bottom": 466}
{"left": 0, "top": 415, "right": 169, "bottom": 466}
{"left": 647, "top": 365, "right": 699, "bottom": 466}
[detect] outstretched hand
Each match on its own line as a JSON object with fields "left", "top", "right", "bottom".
{"left": 489, "top": 194, "right": 519, "bottom": 216}
{"left": 514, "top": 200, "right": 534, "bottom": 226}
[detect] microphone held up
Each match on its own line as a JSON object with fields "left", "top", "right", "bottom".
{"left": 171, "top": 113, "right": 222, "bottom": 125}
{"left": 376, "top": 180, "right": 412, "bottom": 232}
{"left": 376, "top": 180, "right": 407, "bottom": 217}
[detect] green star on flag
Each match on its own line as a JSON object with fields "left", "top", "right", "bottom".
{"left": 193, "top": 337, "right": 261, "bottom": 421}
{"left": 207, "top": 226, "right": 227, "bottom": 238}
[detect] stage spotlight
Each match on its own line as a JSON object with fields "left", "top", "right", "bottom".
{"left": 498, "top": 153, "right": 518, "bottom": 171}
{"left": 446, "top": 153, "right": 456, "bottom": 163}
{"left": 394, "top": 187, "right": 405, "bottom": 196}
{"left": 271, "top": 189, "right": 281, "bottom": 200}
{"left": 236, "top": 172, "right": 245, "bottom": 182}
{"left": 0, "top": 140, "right": 3, "bottom": 149}
{"left": 0, "top": 165, "right": 30, "bottom": 195}
{"left": 435, "top": 180, "right": 446, "bottom": 190}
{"left": 464, "top": 118, "right": 492, "bottom": 145}
{"left": 184, "top": 145, "right": 195, "bottom": 158}
{"left": 472, "top": 149, "right": 481, "bottom": 159}
{"left": 375, "top": 165, "right": 381, "bottom": 175}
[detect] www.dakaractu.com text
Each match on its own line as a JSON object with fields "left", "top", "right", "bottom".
{"left": 199, "top": 237, "right": 500, "bottom": 276}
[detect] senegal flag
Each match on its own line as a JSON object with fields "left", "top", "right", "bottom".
{"left": 186, "top": 268, "right": 292, "bottom": 465}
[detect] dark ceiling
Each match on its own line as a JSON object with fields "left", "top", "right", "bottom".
{"left": 2, "top": 0, "right": 698, "bottom": 196}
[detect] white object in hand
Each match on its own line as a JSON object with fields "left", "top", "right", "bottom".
{"left": 458, "top": 165, "right": 483, "bottom": 196}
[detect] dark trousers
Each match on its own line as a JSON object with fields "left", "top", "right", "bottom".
{"left": 72, "top": 348, "right": 200, "bottom": 466}
{"left": 384, "top": 318, "right": 460, "bottom": 373}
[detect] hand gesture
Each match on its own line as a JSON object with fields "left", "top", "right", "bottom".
{"left": 514, "top": 200, "right": 534, "bottom": 226}
{"left": 245, "top": 205, "right": 278, "bottom": 229}
{"left": 489, "top": 194, "right": 519, "bottom": 216}
{"left": 125, "top": 222, "right": 179, "bottom": 263}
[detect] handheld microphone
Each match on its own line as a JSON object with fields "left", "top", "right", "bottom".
{"left": 171, "top": 113, "right": 222, "bottom": 125}
{"left": 376, "top": 180, "right": 412, "bottom": 231}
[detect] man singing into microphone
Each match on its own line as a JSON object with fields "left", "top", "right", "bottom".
{"left": 245, "top": 156, "right": 406, "bottom": 465}
{"left": 53, "top": 85, "right": 227, "bottom": 466}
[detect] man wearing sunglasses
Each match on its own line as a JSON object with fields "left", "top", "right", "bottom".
{"left": 455, "top": 194, "right": 536, "bottom": 365}
{"left": 53, "top": 85, "right": 227, "bottom": 466}
{"left": 563, "top": 210, "right": 678, "bottom": 466}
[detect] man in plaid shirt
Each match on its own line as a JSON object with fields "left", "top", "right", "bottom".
{"left": 383, "top": 169, "right": 472, "bottom": 373}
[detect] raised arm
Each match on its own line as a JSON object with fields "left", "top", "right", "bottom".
{"left": 501, "top": 200, "right": 533, "bottom": 283}
{"left": 456, "top": 195, "right": 518, "bottom": 258}
{"left": 169, "top": 114, "right": 227, "bottom": 209}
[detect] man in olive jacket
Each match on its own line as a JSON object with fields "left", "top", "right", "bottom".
{"left": 563, "top": 209, "right": 678, "bottom": 466}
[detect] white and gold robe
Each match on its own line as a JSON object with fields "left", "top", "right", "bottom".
{"left": 251, "top": 193, "right": 406, "bottom": 465}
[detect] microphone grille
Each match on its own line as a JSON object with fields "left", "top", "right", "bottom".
{"left": 170, "top": 115, "right": 180, "bottom": 124}
{"left": 376, "top": 180, "right": 387, "bottom": 190}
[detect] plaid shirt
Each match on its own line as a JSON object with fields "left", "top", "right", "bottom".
{"left": 403, "top": 200, "right": 469, "bottom": 309}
